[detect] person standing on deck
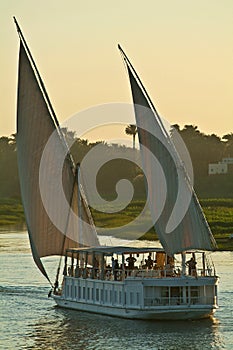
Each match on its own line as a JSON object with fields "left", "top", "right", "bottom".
{"left": 113, "top": 259, "right": 119, "bottom": 280}
{"left": 186, "top": 257, "right": 197, "bottom": 275}
{"left": 126, "top": 254, "right": 137, "bottom": 270}
{"left": 145, "top": 253, "right": 153, "bottom": 269}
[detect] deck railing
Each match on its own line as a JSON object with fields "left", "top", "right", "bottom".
{"left": 66, "top": 266, "right": 215, "bottom": 280}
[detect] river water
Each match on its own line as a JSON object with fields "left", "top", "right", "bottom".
{"left": 0, "top": 231, "right": 232, "bottom": 349}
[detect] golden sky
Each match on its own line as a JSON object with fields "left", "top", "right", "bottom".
{"left": 0, "top": 0, "right": 232, "bottom": 140}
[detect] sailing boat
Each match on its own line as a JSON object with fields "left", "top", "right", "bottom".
{"left": 15, "top": 18, "right": 219, "bottom": 320}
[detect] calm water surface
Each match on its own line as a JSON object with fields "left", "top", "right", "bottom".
{"left": 0, "top": 231, "right": 232, "bottom": 349}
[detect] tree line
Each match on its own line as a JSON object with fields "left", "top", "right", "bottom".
{"left": 0, "top": 125, "right": 233, "bottom": 200}
{"left": 172, "top": 125, "right": 233, "bottom": 198}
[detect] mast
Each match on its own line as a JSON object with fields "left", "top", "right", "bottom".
{"left": 77, "top": 164, "right": 83, "bottom": 246}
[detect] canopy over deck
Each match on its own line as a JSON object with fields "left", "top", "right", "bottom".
{"left": 65, "top": 246, "right": 208, "bottom": 256}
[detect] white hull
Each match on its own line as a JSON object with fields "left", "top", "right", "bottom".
{"left": 52, "top": 265, "right": 218, "bottom": 321}
{"left": 51, "top": 247, "right": 218, "bottom": 321}
{"left": 53, "top": 295, "right": 217, "bottom": 320}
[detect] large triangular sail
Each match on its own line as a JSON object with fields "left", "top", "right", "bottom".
{"left": 119, "top": 45, "right": 216, "bottom": 255}
{"left": 15, "top": 19, "right": 99, "bottom": 282}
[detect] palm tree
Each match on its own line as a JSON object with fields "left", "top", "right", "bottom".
{"left": 125, "top": 124, "right": 137, "bottom": 149}
{"left": 222, "top": 133, "right": 233, "bottom": 157}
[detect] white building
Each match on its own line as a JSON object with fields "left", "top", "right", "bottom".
{"left": 208, "top": 163, "right": 228, "bottom": 175}
{"left": 221, "top": 158, "right": 233, "bottom": 164}
{"left": 208, "top": 157, "right": 233, "bottom": 175}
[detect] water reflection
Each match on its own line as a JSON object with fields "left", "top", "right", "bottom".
{"left": 27, "top": 307, "right": 223, "bottom": 350}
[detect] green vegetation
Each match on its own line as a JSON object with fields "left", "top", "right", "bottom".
{"left": 200, "top": 199, "right": 233, "bottom": 250}
{"left": 92, "top": 198, "right": 233, "bottom": 250}
{"left": 1, "top": 197, "right": 233, "bottom": 250}
{"left": 0, "top": 198, "right": 25, "bottom": 226}
{"left": 0, "top": 126, "right": 232, "bottom": 249}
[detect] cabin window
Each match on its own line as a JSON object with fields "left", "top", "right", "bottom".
{"left": 137, "top": 292, "right": 140, "bottom": 305}
{"left": 83, "top": 287, "right": 86, "bottom": 299}
{"left": 161, "top": 287, "right": 169, "bottom": 297}
{"left": 101, "top": 289, "right": 104, "bottom": 302}
{"left": 170, "top": 287, "right": 181, "bottom": 305}
{"left": 75, "top": 286, "right": 77, "bottom": 299}
{"left": 105, "top": 290, "right": 108, "bottom": 302}
{"left": 87, "top": 287, "right": 90, "bottom": 300}
{"left": 91, "top": 288, "right": 94, "bottom": 300}
{"left": 119, "top": 291, "right": 122, "bottom": 304}
{"left": 96, "top": 289, "right": 99, "bottom": 301}
{"left": 161, "top": 287, "right": 169, "bottom": 304}
{"left": 114, "top": 291, "right": 117, "bottom": 304}
{"left": 130, "top": 292, "right": 134, "bottom": 305}
{"left": 110, "top": 290, "right": 112, "bottom": 303}
{"left": 78, "top": 286, "right": 81, "bottom": 298}
{"left": 205, "top": 285, "right": 216, "bottom": 304}
{"left": 190, "top": 287, "right": 199, "bottom": 304}
{"left": 66, "top": 285, "right": 69, "bottom": 297}
{"left": 70, "top": 285, "right": 73, "bottom": 298}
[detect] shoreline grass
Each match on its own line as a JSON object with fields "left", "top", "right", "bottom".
{"left": 1, "top": 197, "right": 233, "bottom": 251}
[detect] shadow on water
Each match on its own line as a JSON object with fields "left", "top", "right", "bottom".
{"left": 26, "top": 306, "right": 223, "bottom": 350}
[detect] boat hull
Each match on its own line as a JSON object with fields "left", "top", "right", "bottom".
{"left": 51, "top": 248, "right": 219, "bottom": 321}
{"left": 53, "top": 295, "right": 217, "bottom": 320}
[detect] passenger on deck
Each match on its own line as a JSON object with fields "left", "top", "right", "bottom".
{"left": 75, "top": 264, "right": 80, "bottom": 277}
{"left": 68, "top": 266, "right": 73, "bottom": 277}
{"left": 113, "top": 259, "right": 119, "bottom": 280}
{"left": 93, "top": 257, "right": 99, "bottom": 277}
{"left": 165, "top": 262, "right": 174, "bottom": 276}
{"left": 126, "top": 254, "right": 137, "bottom": 270}
{"left": 186, "top": 257, "right": 197, "bottom": 276}
{"left": 111, "top": 256, "right": 115, "bottom": 271}
{"left": 105, "top": 264, "right": 111, "bottom": 280}
{"left": 145, "top": 253, "right": 153, "bottom": 269}
{"left": 80, "top": 258, "right": 85, "bottom": 269}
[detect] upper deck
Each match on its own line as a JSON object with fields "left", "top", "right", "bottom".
{"left": 62, "top": 246, "right": 217, "bottom": 282}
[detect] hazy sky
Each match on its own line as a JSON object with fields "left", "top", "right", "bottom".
{"left": 1, "top": 0, "right": 232, "bottom": 140}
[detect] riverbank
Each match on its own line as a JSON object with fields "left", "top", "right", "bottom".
{"left": 1, "top": 197, "right": 233, "bottom": 251}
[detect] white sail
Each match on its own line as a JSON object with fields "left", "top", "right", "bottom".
{"left": 16, "top": 35, "right": 99, "bottom": 280}
{"left": 119, "top": 45, "right": 216, "bottom": 255}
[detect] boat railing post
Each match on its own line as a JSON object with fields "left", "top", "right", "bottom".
{"left": 181, "top": 252, "right": 186, "bottom": 276}
{"left": 84, "top": 252, "right": 88, "bottom": 279}
{"left": 100, "top": 253, "right": 105, "bottom": 280}
{"left": 71, "top": 253, "right": 74, "bottom": 277}
{"left": 91, "top": 252, "right": 95, "bottom": 279}
{"left": 63, "top": 254, "right": 67, "bottom": 276}
{"left": 75, "top": 252, "right": 80, "bottom": 277}
{"left": 122, "top": 253, "right": 125, "bottom": 281}
{"left": 202, "top": 252, "right": 206, "bottom": 276}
